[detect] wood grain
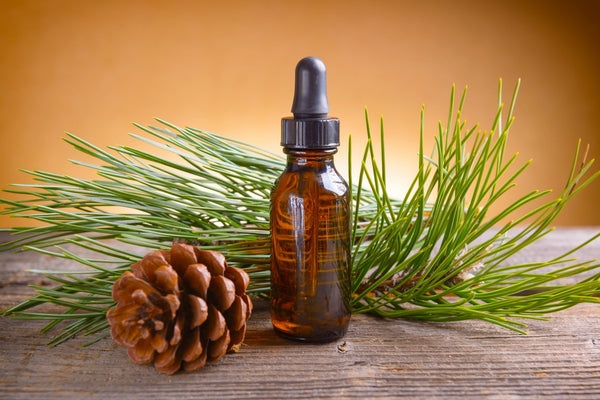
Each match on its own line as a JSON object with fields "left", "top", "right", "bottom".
{"left": 1, "top": 229, "right": 600, "bottom": 399}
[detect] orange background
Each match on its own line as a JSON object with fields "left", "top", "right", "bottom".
{"left": 1, "top": 0, "right": 599, "bottom": 227}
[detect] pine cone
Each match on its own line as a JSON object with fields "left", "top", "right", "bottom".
{"left": 107, "top": 243, "right": 252, "bottom": 374}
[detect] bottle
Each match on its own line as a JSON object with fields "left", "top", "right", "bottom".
{"left": 270, "top": 57, "right": 351, "bottom": 342}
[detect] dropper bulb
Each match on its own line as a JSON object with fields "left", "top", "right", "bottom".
{"left": 291, "top": 57, "right": 330, "bottom": 119}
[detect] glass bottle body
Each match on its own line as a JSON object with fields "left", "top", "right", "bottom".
{"left": 270, "top": 148, "right": 351, "bottom": 342}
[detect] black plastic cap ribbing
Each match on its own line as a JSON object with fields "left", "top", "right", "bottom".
{"left": 282, "top": 57, "right": 339, "bottom": 149}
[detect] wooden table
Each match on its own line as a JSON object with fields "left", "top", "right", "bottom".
{"left": 1, "top": 228, "right": 600, "bottom": 399}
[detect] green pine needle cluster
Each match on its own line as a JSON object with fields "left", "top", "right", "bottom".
{"left": 349, "top": 81, "right": 600, "bottom": 332}
{"left": 2, "top": 80, "right": 600, "bottom": 346}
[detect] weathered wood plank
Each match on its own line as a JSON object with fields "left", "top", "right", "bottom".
{"left": 1, "top": 301, "right": 599, "bottom": 399}
{"left": 1, "top": 229, "right": 600, "bottom": 399}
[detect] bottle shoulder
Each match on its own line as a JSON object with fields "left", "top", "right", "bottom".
{"left": 272, "top": 166, "right": 349, "bottom": 199}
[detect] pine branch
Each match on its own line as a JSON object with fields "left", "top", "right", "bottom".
{"left": 350, "top": 81, "right": 600, "bottom": 332}
{"left": 2, "top": 80, "right": 600, "bottom": 345}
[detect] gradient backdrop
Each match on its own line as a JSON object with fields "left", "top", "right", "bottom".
{"left": 1, "top": 0, "right": 599, "bottom": 227}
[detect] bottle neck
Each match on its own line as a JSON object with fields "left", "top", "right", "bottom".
{"left": 283, "top": 148, "right": 337, "bottom": 166}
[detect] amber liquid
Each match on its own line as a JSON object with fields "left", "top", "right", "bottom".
{"left": 270, "top": 149, "right": 351, "bottom": 342}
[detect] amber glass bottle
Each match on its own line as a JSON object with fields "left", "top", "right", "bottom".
{"left": 270, "top": 57, "right": 351, "bottom": 342}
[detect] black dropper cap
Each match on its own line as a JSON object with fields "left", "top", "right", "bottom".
{"left": 281, "top": 57, "right": 339, "bottom": 149}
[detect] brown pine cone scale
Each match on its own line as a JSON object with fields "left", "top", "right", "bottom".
{"left": 107, "top": 243, "right": 252, "bottom": 374}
